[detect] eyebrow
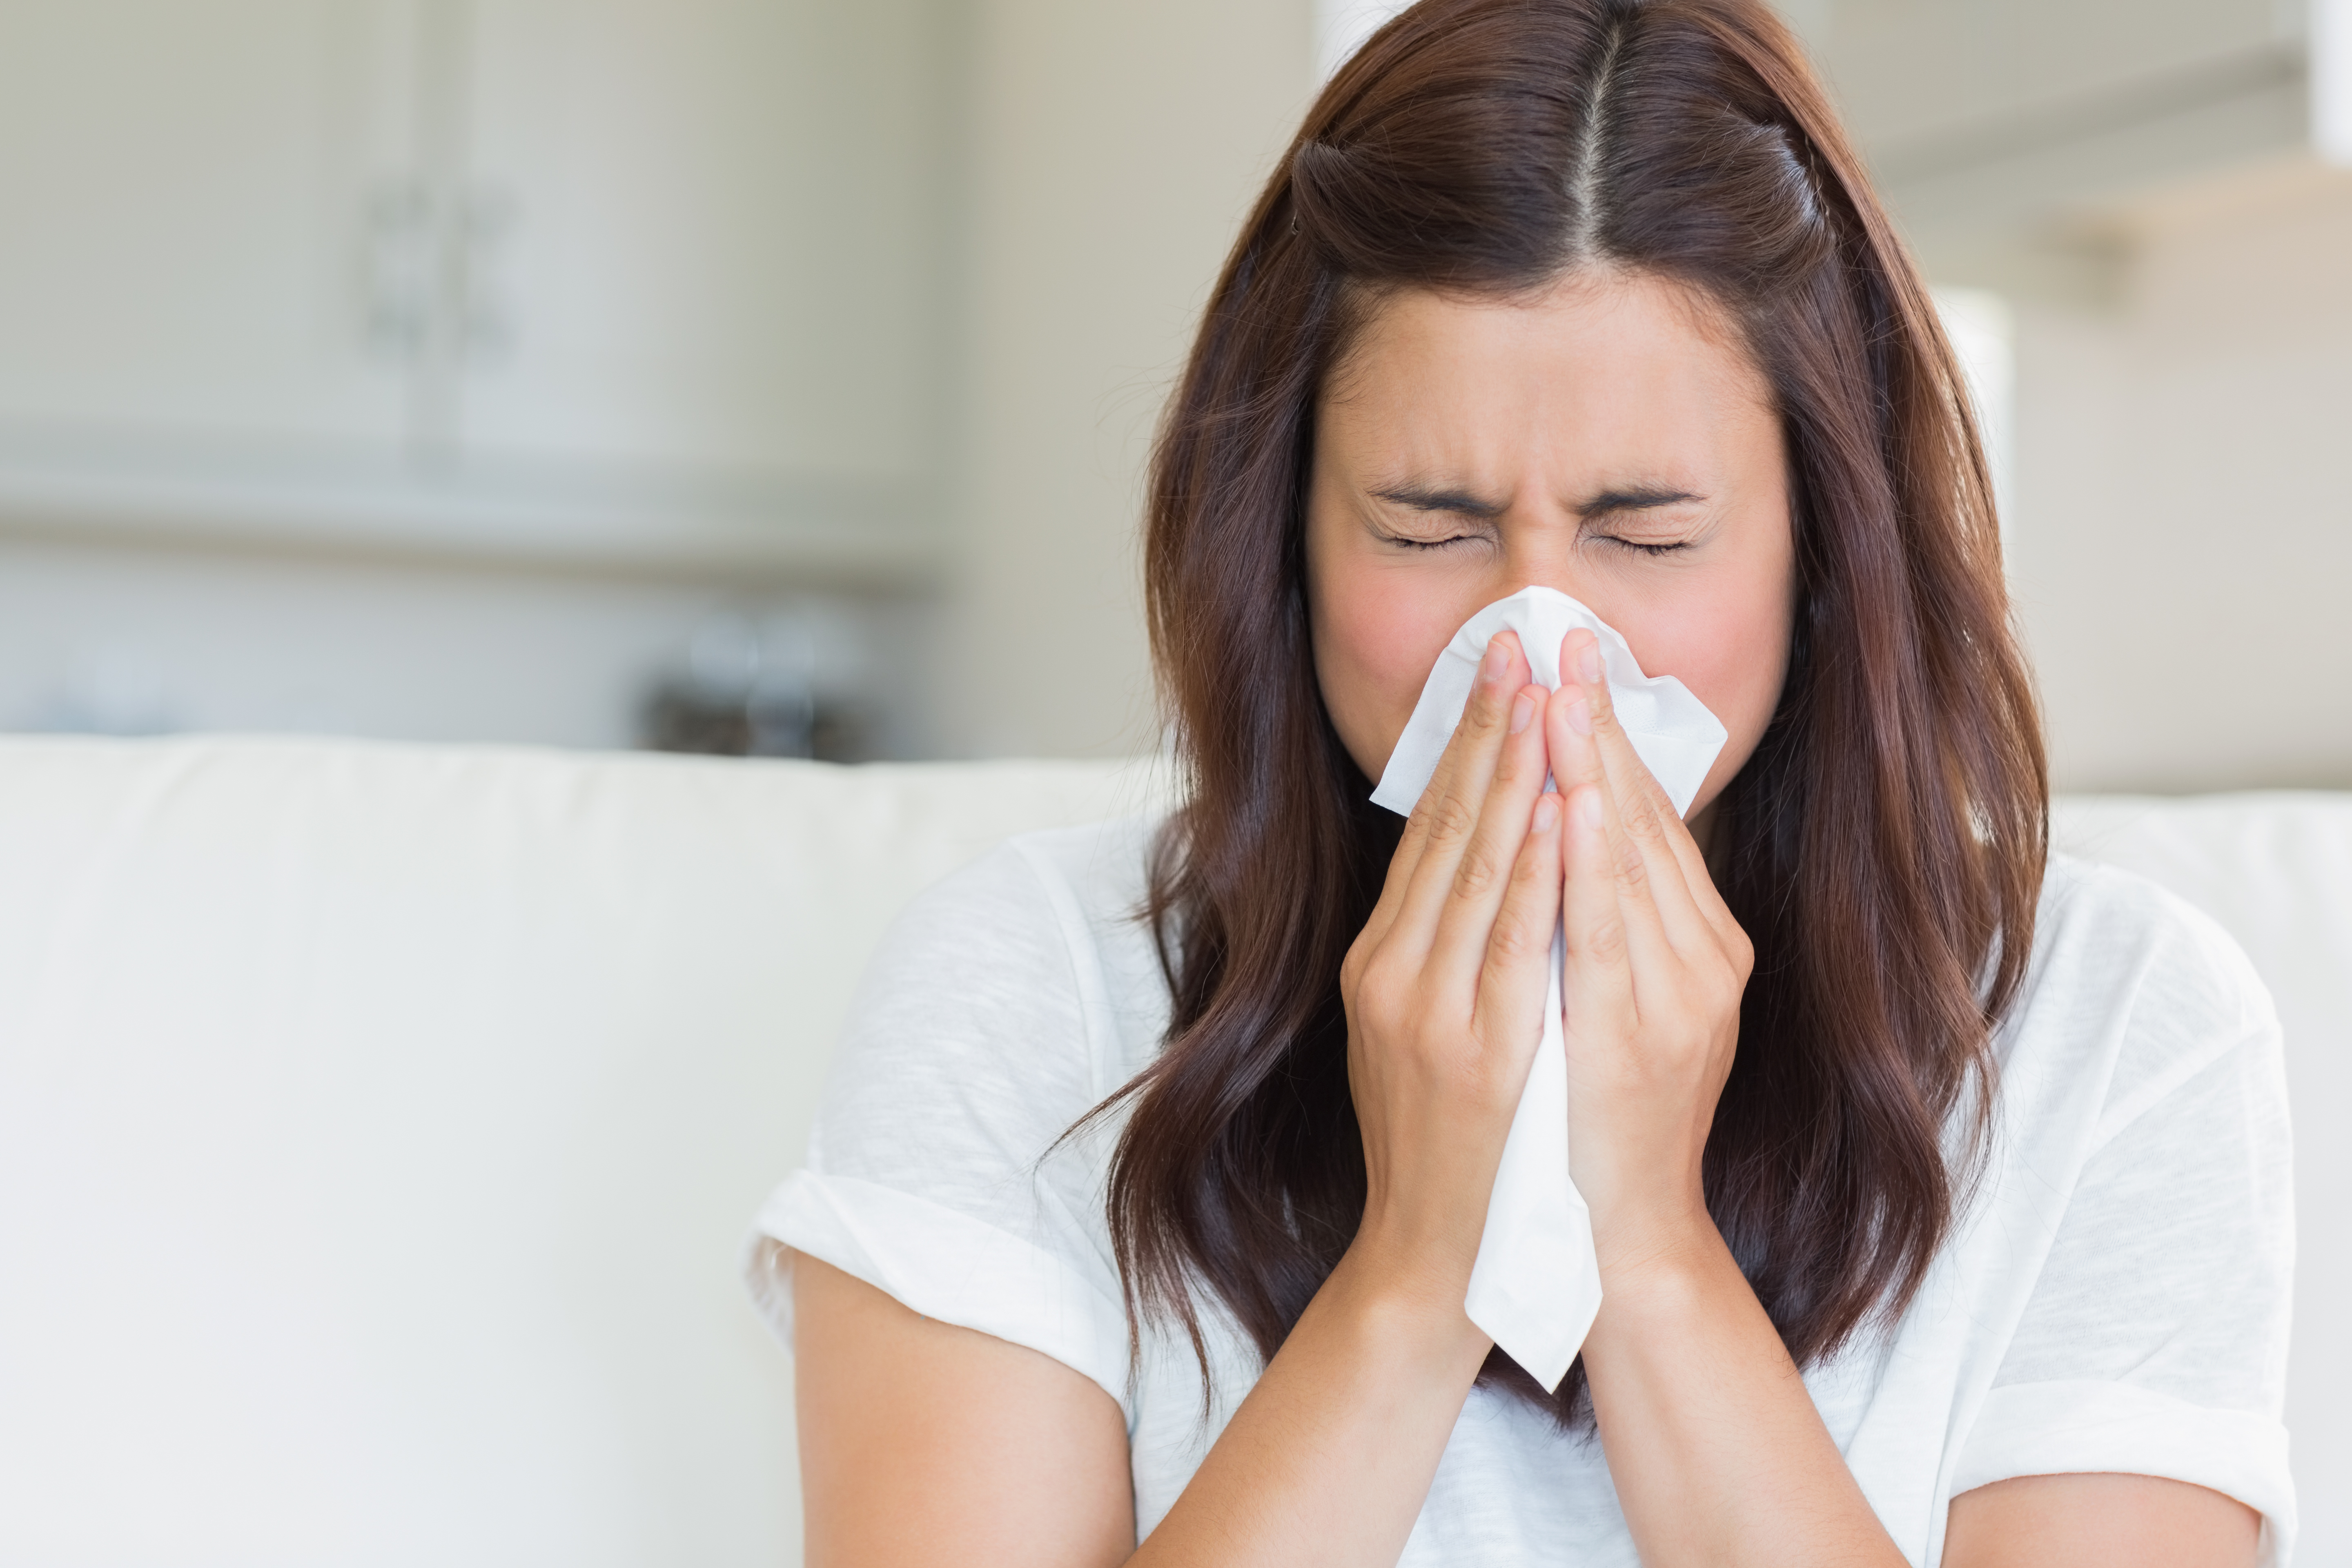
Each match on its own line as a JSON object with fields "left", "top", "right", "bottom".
{"left": 1368, "top": 483, "right": 1506, "bottom": 519}
{"left": 1368, "top": 482, "right": 1704, "bottom": 520}
{"left": 1577, "top": 485, "right": 1704, "bottom": 520}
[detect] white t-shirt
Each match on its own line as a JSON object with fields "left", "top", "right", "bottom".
{"left": 748, "top": 816, "right": 2297, "bottom": 1566}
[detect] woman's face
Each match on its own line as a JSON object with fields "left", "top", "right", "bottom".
{"left": 1305, "top": 272, "right": 1797, "bottom": 816}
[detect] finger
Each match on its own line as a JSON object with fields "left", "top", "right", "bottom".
{"left": 1557, "top": 782, "right": 1635, "bottom": 1037}
{"left": 1380, "top": 633, "right": 1525, "bottom": 884}
{"left": 1360, "top": 633, "right": 1527, "bottom": 950}
{"left": 1566, "top": 633, "right": 1749, "bottom": 956}
{"left": 1383, "top": 631, "right": 1533, "bottom": 953}
{"left": 1546, "top": 659, "right": 1676, "bottom": 986}
{"left": 1425, "top": 675, "right": 1553, "bottom": 995}
{"left": 1562, "top": 630, "right": 1718, "bottom": 956}
{"left": 1469, "top": 786, "right": 1566, "bottom": 1056}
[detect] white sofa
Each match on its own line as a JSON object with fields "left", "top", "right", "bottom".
{"left": 0, "top": 736, "right": 2342, "bottom": 1566}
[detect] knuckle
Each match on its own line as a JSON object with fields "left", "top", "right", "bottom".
{"left": 1423, "top": 792, "right": 1477, "bottom": 848}
{"left": 1612, "top": 840, "right": 1650, "bottom": 895}
{"left": 1711, "top": 980, "right": 1745, "bottom": 1023}
{"left": 1485, "top": 913, "right": 1543, "bottom": 966}
{"left": 1452, "top": 841, "right": 1505, "bottom": 900}
{"left": 1510, "top": 830, "right": 1556, "bottom": 889}
{"left": 1461, "top": 678, "right": 1510, "bottom": 732}
{"left": 1582, "top": 915, "right": 1628, "bottom": 964}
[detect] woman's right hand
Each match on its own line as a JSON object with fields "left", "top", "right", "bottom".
{"left": 1339, "top": 630, "right": 1567, "bottom": 1308}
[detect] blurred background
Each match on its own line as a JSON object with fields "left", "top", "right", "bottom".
{"left": 0, "top": 0, "right": 2344, "bottom": 789}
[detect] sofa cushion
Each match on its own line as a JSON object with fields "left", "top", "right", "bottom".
{"left": 0, "top": 737, "right": 1169, "bottom": 1567}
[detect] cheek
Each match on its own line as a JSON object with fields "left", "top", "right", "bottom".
{"left": 1613, "top": 579, "right": 1793, "bottom": 803}
{"left": 1310, "top": 553, "right": 1469, "bottom": 776}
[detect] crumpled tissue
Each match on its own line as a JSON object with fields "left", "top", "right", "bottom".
{"left": 1368, "top": 586, "right": 1728, "bottom": 1392}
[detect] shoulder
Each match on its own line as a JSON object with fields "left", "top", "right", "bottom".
{"left": 2002, "top": 853, "right": 2283, "bottom": 1153}
{"left": 761, "top": 817, "right": 1170, "bottom": 1404}
{"left": 885, "top": 813, "right": 1162, "bottom": 967}
{"left": 1947, "top": 858, "right": 2296, "bottom": 1528}
{"left": 823, "top": 813, "right": 1172, "bottom": 1136}
{"left": 2029, "top": 852, "right": 2269, "bottom": 1011}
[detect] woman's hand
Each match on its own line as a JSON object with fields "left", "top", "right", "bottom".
{"left": 1544, "top": 628, "right": 1754, "bottom": 1278}
{"left": 1339, "top": 630, "right": 1568, "bottom": 1305}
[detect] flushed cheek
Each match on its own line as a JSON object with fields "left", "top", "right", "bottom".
{"left": 1612, "top": 599, "right": 1791, "bottom": 784}
{"left": 1313, "top": 564, "right": 1470, "bottom": 763}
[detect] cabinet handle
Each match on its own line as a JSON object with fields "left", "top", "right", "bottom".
{"left": 360, "top": 177, "right": 517, "bottom": 367}
{"left": 456, "top": 185, "right": 517, "bottom": 361}
{"left": 362, "top": 177, "right": 436, "bottom": 359}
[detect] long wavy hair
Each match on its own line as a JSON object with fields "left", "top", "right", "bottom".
{"left": 1107, "top": 0, "right": 2047, "bottom": 1424}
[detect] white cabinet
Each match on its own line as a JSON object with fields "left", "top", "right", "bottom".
{"left": 0, "top": 0, "right": 951, "bottom": 579}
{"left": 0, "top": 1, "right": 406, "bottom": 446}
{"left": 462, "top": 0, "right": 945, "bottom": 486}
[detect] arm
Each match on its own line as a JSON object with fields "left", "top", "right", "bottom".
{"left": 1578, "top": 1248, "right": 2255, "bottom": 1566}
{"left": 1544, "top": 631, "right": 2260, "bottom": 1568}
{"left": 794, "top": 1224, "right": 1497, "bottom": 1568}
{"left": 795, "top": 634, "right": 1567, "bottom": 1567}
{"left": 1947, "top": 1475, "right": 2258, "bottom": 1568}
{"left": 795, "top": 1254, "right": 1135, "bottom": 1568}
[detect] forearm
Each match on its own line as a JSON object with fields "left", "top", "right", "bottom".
{"left": 1129, "top": 1240, "right": 1491, "bottom": 1568}
{"left": 1580, "top": 1224, "right": 1905, "bottom": 1568}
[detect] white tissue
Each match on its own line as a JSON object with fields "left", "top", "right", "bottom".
{"left": 1368, "top": 586, "right": 1728, "bottom": 1392}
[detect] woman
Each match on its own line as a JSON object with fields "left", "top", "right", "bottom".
{"left": 748, "top": 1, "right": 2295, "bottom": 1562}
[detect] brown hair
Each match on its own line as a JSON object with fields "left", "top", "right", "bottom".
{"left": 1110, "top": 0, "right": 2046, "bottom": 1423}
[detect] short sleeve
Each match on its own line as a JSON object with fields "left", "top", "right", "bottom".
{"left": 1954, "top": 917, "right": 2296, "bottom": 1557}
{"left": 743, "top": 840, "right": 1135, "bottom": 1413}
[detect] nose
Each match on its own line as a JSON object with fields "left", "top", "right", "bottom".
{"left": 1494, "top": 501, "right": 1597, "bottom": 612}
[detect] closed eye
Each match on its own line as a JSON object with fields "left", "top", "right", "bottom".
{"left": 1579, "top": 486, "right": 1707, "bottom": 559}
{"left": 1382, "top": 530, "right": 1483, "bottom": 550}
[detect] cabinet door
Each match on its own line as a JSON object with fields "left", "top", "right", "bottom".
{"left": 0, "top": 0, "right": 410, "bottom": 450}
{"left": 455, "top": 0, "right": 950, "bottom": 489}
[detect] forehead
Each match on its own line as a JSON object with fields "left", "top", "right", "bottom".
{"left": 1321, "top": 274, "right": 1778, "bottom": 481}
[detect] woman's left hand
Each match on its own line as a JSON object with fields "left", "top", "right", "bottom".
{"left": 1543, "top": 627, "right": 1754, "bottom": 1278}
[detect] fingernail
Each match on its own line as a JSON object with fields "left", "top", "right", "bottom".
{"left": 1509, "top": 692, "right": 1535, "bottom": 734}
{"left": 1579, "top": 642, "right": 1604, "bottom": 686}
{"left": 1577, "top": 788, "right": 1605, "bottom": 829}
{"left": 1479, "top": 639, "right": 1508, "bottom": 685}
{"left": 1533, "top": 794, "right": 1559, "bottom": 832}
{"left": 1564, "top": 692, "right": 1592, "bottom": 735}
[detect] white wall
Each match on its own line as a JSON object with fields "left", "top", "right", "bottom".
{"left": 2008, "top": 160, "right": 2352, "bottom": 793}
{"left": 938, "top": 0, "right": 1317, "bottom": 758}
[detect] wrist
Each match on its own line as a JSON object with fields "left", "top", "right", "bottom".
{"left": 1329, "top": 1227, "right": 1492, "bottom": 1369}
{"left": 1591, "top": 1205, "right": 1731, "bottom": 1299}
